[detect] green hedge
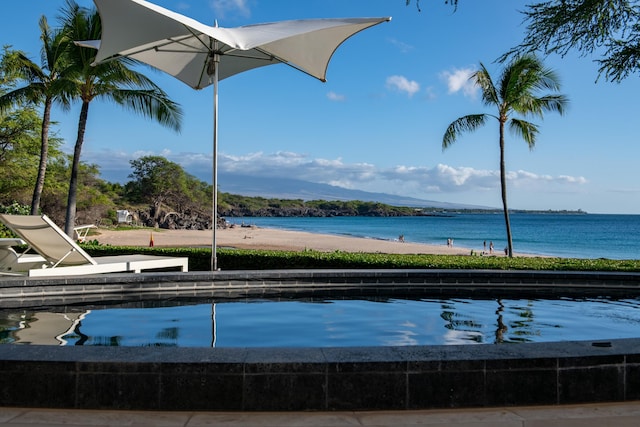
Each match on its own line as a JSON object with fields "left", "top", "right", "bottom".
{"left": 81, "top": 245, "right": 640, "bottom": 272}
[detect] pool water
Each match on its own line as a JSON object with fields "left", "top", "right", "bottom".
{"left": 2, "top": 297, "right": 639, "bottom": 347}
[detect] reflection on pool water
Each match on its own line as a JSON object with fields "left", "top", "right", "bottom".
{"left": 1, "top": 297, "right": 639, "bottom": 347}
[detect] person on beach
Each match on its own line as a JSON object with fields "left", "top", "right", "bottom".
{"left": 483, "top": 240, "right": 487, "bottom": 254}
{"left": 490, "top": 241, "right": 494, "bottom": 254}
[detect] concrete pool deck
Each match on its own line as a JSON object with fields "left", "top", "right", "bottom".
{"left": 2, "top": 401, "right": 640, "bottom": 426}
{"left": 0, "top": 269, "right": 639, "bottom": 413}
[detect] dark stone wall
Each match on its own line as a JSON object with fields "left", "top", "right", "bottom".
{"left": 0, "top": 339, "right": 638, "bottom": 411}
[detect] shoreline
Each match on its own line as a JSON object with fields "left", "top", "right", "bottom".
{"left": 93, "top": 226, "right": 518, "bottom": 256}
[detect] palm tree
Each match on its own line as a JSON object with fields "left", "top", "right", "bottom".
{"left": 59, "top": 0, "right": 182, "bottom": 236}
{"left": 442, "top": 55, "right": 568, "bottom": 257}
{"left": 0, "top": 17, "right": 72, "bottom": 215}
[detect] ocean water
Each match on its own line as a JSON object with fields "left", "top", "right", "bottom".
{"left": 229, "top": 213, "right": 640, "bottom": 260}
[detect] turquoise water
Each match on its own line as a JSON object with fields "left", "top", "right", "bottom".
{"left": 229, "top": 214, "right": 640, "bottom": 259}
{"left": 4, "top": 296, "right": 640, "bottom": 347}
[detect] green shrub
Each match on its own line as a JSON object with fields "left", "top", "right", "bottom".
{"left": 99, "top": 218, "right": 113, "bottom": 227}
{"left": 80, "top": 245, "right": 640, "bottom": 272}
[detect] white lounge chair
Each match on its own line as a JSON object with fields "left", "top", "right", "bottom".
{"left": 73, "top": 223, "right": 98, "bottom": 243}
{"left": 0, "top": 238, "right": 48, "bottom": 274}
{"left": 0, "top": 214, "right": 188, "bottom": 277}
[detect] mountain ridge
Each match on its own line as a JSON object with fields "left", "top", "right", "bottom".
{"left": 218, "top": 173, "right": 494, "bottom": 210}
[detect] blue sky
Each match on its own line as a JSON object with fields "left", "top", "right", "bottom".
{"left": 2, "top": 1, "right": 639, "bottom": 214}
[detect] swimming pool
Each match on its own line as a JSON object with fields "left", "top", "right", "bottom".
{"left": 1, "top": 269, "right": 640, "bottom": 411}
{"left": 4, "top": 296, "right": 639, "bottom": 347}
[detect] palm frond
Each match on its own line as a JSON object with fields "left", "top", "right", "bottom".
{"left": 509, "top": 118, "right": 539, "bottom": 149}
{"left": 39, "top": 16, "right": 69, "bottom": 78}
{"left": 0, "top": 83, "right": 47, "bottom": 112}
{"left": 515, "top": 94, "right": 569, "bottom": 118}
{"left": 442, "top": 114, "right": 490, "bottom": 150}
{"left": 49, "top": 78, "right": 76, "bottom": 110}
{"left": 537, "top": 94, "right": 569, "bottom": 115}
{"left": 535, "top": 66, "right": 563, "bottom": 92}
{"left": 502, "top": 55, "right": 541, "bottom": 105}
{"left": 58, "top": 0, "right": 100, "bottom": 71}
{"left": 4, "top": 51, "right": 46, "bottom": 84}
{"left": 474, "top": 63, "right": 499, "bottom": 106}
{"left": 104, "top": 88, "right": 183, "bottom": 132}
{"left": 96, "top": 60, "right": 158, "bottom": 90}
{"left": 498, "top": 55, "right": 569, "bottom": 122}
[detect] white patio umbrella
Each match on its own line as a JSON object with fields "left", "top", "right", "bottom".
{"left": 80, "top": 0, "right": 391, "bottom": 270}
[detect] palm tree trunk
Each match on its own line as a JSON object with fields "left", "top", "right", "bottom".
{"left": 31, "top": 97, "right": 52, "bottom": 215}
{"left": 499, "top": 120, "right": 514, "bottom": 257}
{"left": 64, "top": 100, "right": 89, "bottom": 237}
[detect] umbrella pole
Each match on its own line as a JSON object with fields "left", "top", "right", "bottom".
{"left": 211, "top": 303, "right": 217, "bottom": 347}
{"left": 212, "top": 53, "right": 219, "bottom": 271}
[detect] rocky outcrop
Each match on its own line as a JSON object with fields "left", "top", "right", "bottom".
{"left": 136, "top": 208, "right": 225, "bottom": 230}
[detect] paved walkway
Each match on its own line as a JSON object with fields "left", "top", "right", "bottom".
{"left": 1, "top": 402, "right": 639, "bottom": 426}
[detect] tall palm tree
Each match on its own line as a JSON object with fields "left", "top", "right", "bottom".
{"left": 59, "top": 0, "right": 182, "bottom": 236}
{"left": 442, "top": 55, "right": 568, "bottom": 257}
{"left": 0, "top": 17, "right": 72, "bottom": 215}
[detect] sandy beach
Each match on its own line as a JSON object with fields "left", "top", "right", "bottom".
{"left": 93, "top": 226, "right": 483, "bottom": 256}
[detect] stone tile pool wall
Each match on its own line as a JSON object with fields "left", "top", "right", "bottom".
{"left": 0, "top": 269, "right": 639, "bottom": 411}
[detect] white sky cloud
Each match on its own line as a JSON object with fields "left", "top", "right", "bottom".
{"left": 327, "top": 91, "right": 346, "bottom": 102}
{"left": 441, "top": 67, "right": 478, "bottom": 98}
{"left": 210, "top": 0, "right": 250, "bottom": 18}
{"left": 386, "top": 75, "right": 420, "bottom": 97}
{"left": 388, "top": 38, "right": 414, "bottom": 53}
{"left": 423, "top": 86, "right": 437, "bottom": 101}
{"left": 84, "top": 149, "right": 589, "bottom": 209}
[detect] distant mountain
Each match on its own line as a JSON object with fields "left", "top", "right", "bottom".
{"left": 218, "top": 173, "right": 494, "bottom": 210}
